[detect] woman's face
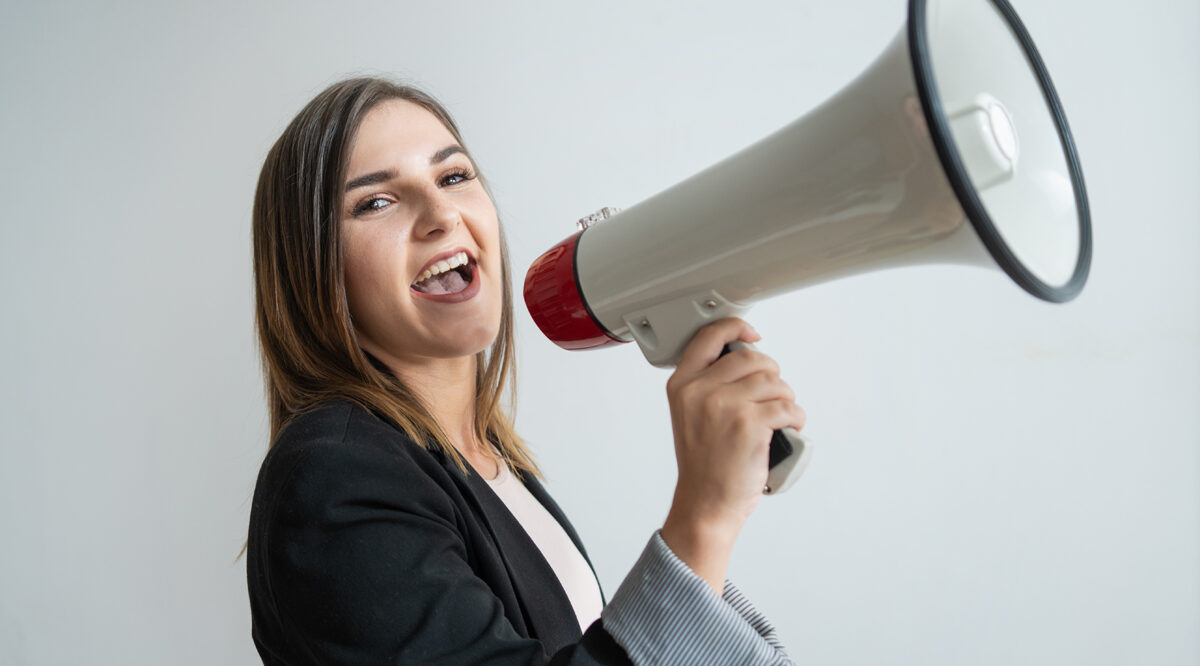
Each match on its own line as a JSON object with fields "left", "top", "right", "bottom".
{"left": 340, "top": 99, "right": 503, "bottom": 370}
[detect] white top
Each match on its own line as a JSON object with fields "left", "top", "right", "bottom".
{"left": 485, "top": 463, "right": 604, "bottom": 633}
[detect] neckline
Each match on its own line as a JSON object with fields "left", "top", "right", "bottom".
{"left": 483, "top": 459, "right": 510, "bottom": 486}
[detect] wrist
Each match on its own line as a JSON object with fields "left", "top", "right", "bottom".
{"left": 661, "top": 504, "right": 743, "bottom": 595}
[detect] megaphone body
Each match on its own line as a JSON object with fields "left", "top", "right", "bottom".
{"left": 524, "top": 0, "right": 1092, "bottom": 494}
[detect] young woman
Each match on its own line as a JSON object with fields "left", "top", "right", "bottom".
{"left": 246, "top": 77, "right": 805, "bottom": 665}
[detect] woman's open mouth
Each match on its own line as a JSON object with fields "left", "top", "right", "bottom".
{"left": 411, "top": 250, "right": 479, "bottom": 302}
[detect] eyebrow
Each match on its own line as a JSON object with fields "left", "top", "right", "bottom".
{"left": 345, "top": 169, "right": 396, "bottom": 192}
{"left": 430, "top": 144, "right": 466, "bottom": 165}
{"left": 344, "top": 145, "right": 468, "bottom": 193}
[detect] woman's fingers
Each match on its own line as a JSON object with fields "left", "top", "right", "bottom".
{"left": 704, "top": 348, "right": 782, "bottom": 387}
{"left": 704, "top": 381, "right": 806, "bottom": 449}
{"left": 761, "top": 399, "right": 807, "bottom": 434}
{"left": 722, "top": 368, "right": 794, "bottom": 405}
{"left": 673, "top": 318, "right": 760, "bottom": 379}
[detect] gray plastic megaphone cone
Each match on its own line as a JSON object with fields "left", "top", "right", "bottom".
{"left": 526, "top": 0, "right": 1091, "bottom": 365}
{"left": 524, "top": 0, "right": 1091, "bottom": 494}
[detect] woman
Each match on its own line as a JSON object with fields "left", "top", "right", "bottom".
{"left": 246, "top": 77, "right": 805, "bottom": 665}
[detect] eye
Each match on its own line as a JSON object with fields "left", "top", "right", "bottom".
{"left": 350, "top": 196, "right": 392, "bottom": 217}
{"left": 439, "top": 167, "right": 476, "bottom": 188}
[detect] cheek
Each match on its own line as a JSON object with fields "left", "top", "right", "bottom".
{"left": 342, "top": 237, "right": 371, "bottom": 304}
{"left": 342, "top": 232, "right": 404, "bottom": 320}
{"left": 465, "top": 191, "right": 500, "bottom": 242}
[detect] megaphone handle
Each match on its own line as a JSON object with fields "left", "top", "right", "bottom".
{"left": 722, "top": 341, "right": 814, "bottom": 495}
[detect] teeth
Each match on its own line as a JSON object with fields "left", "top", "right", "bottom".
{"left": 414, "top": 251, "right": 470, "bottom": 285}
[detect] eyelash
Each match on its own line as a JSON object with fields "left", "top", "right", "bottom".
{"left": 439, "top": 166, "right": 476, "bottom": 188}
{"left": 349, "top": 167, "right": 478, "bottom": 217}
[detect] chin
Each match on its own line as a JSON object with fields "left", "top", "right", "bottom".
{"left": 433, "top": 324, "right": 502, "bottom": 359}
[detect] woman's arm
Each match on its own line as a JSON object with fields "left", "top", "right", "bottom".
{"left": 661, "top": 318, "right": 807, "bottom": 594}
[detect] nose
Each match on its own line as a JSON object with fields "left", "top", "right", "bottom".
{"left": 412, "top": 189, "right": 461, "bottom": 240}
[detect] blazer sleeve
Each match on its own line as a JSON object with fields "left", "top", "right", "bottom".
{"left": 252, "top": 435, "right": 625, "bottom": 665}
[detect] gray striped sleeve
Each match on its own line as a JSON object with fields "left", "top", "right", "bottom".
{"left": 601, "top": 531, "right": 793, "bottom": 665}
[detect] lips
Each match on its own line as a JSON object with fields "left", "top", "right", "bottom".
{"left": 410, "top": 248, "right": 479, "bottom": 302}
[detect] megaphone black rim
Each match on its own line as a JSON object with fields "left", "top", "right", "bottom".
{"left": 907, "top": 0, "right": 1092, "bottom": 303}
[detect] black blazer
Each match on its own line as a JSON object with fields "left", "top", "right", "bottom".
{"left": 247, "top": 401, "right": 632, "bottom": 665}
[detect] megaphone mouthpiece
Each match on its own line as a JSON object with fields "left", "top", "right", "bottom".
{"left": 524, "top": 230, "right": 625, "bottom": 352}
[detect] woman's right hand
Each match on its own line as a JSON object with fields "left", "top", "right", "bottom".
{"left": 660, "top": 318, "right": 807, "bottom": 594}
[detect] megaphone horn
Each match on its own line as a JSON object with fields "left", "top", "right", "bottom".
{"left": 524, "top": 0, "right": 1092, "bottom": 495}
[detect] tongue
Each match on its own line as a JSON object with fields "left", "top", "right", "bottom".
{"left": 417, "top": 269, "right": 468, "bottom": 295}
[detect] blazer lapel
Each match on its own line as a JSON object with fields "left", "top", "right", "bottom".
{"left": 522, "top": 473, "right": 605, "bottom": 604}
{"left": 444, "top": 458, "right": 584, "bottom": 655}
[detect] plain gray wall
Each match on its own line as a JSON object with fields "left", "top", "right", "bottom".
{"left": 1, "top": 1, "right": 1196, "bottom": 664}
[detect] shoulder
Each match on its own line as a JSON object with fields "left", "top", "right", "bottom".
{"left": 250, "top": 400, "right": 460, "bottom": 532}
{"left": 271, "top": 399, "right": 418, "bottom": 460}
{"left": 265, "top": 400, "right": 441, "bottom": 476}
{"left": 246, "top": 403, "right": 507, "bottom": 662}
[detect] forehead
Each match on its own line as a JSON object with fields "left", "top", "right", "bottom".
{"left": 348, "top": 99, "right": 459, "bottom": 173}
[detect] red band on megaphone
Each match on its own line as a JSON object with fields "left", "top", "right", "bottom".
{"left": 523, "top": 231, "right": 625, "bottom": 351}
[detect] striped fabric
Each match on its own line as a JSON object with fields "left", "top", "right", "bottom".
{"left": 602, "top": 532, "right": 794, "bottom": 665}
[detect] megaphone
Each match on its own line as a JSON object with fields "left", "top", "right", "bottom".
{"left": 523, "top": 0, "right": 1092, "bottom": 495}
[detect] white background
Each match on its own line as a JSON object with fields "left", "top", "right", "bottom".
{"left": 1, "top": 1, "right": 1196, "bottom": 664}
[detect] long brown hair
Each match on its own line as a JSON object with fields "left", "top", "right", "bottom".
{"left": 252, "top": 77, "right": 537, "bottom": 477}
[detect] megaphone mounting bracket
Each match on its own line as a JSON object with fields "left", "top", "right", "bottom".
{"left": 621, "top": 290, "right": 750, "bottom": 368}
